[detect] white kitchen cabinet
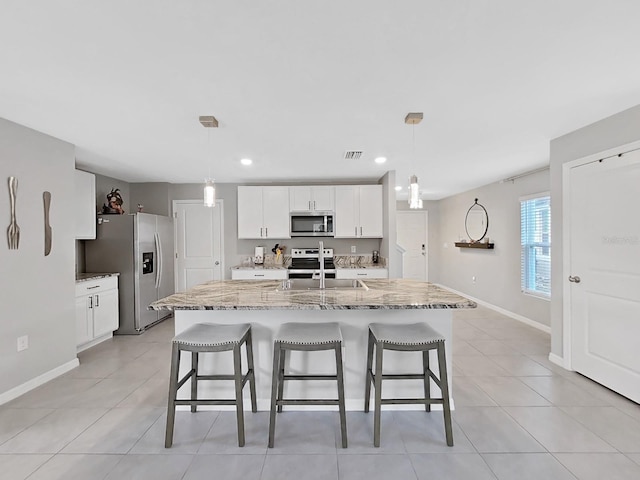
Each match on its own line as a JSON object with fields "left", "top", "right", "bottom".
{"left": 334, "top": 185, "right": 383, "bottom": 238}
{"left": 231, "top": 269, "right": 288, "bottom": 280}
{"left": 237, "top": 186, "right": 291, "bottom": 239}
{"left": 335, "top": 268, "right": 388, "bottom": 280}
{"left": 74, "top": 169, "right": 96, "bottom": 239}
{"left": 289, "top": 186, "right": 335, "bottom": 212}
{"left": 75, "top": 276, "right": 119, "bottom": 351}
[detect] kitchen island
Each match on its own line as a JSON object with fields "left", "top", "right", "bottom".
{"left": 151, "top": 279, "right": 475, "bottom": 410}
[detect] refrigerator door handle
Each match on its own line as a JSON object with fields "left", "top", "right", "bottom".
{"left": 154, "top": 232, "right": 162, "bottom": 289}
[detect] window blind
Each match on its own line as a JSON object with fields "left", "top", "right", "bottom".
{"left": 520, "top": 195, "right": 551, "bottom": 297}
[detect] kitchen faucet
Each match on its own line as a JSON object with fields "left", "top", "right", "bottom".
{"left": 318, "top": 240, "right": 325, "bottom": 289}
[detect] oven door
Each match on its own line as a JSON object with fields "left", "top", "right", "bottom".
{"left": 290, "top": 214, "right": 334, "bottom": 237}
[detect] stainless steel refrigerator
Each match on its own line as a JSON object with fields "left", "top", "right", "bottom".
{"left": 85, "top": 213, "right": 174, "bottom": 334}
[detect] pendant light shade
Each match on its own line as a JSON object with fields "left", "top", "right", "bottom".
{"left": 200, "top": 115, "right": 219, "bottom": 208}
{"left": 204, "top": 178, "right": 216, "bottom": 207}
{"left": 405, "top": 112, "right": 424, "bottom": 209}
{"left": 408, "top": 174, "right": 421, "bottom": 209}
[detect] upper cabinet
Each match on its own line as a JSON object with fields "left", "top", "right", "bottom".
{"left": 74, "top": 169, "right": 96, "bottom": 239}
{"left": 334, "top": 185, "right": 383, "bottom": 238}
{"left": 238, "top": 186, "right": 291, "bottom": 239}
{"left": 289, "top": 186, "right": 335, "bottom": 212}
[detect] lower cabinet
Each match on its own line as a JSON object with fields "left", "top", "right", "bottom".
{"left": 231, "top": 269, "right": 288, "bottom": 280}
{"left": 75, "top": 276, "right": 119, "bottom": 351}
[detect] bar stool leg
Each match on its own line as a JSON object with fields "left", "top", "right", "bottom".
{"left": 165, "top": 343, "right": 181, "bottom": 448}
{"left": 335, "top": 342, "right": 348, "bottom": 448}
{"left": 268, "top": 341, "right": 281, "bottom": 448}
{"left": 276, "top": 348, "right": 286, "bottom": 413}
{"left": 245, "top": 331, "right": 258, "bottom": 413}
{"left": 233, "top": 344, "right": 245, "bottom": 447}
{"left": 364, "top": 329, "right": 375, "bottom": 413}
{"left": 373, "top": 341, "right": 384, "bottom": 447}
{"left": 437, "top": 342, "right": 454, "bottom": 446}
{"left": 423, "top": 350, "right": 431, "bottom": 412}
{"left": 191, "top": 351, "right": 198, "bottom": 413}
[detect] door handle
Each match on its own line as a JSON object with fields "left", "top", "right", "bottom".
{"left": 568, "top": 275, "right": 581, "bottom": 283}
{"left": 265, "top": 227, "right": 268, "bottom": 237}
{"left": 260, "top": 227, "right": 263, "bottom": 237}
{"left": 88, "top": 296, "right": 93, "bottom": 309}
{"left": 215, "top": 261, "right": 220, "bottom": 266}
{"left": 95, "top": 294, "right": 100, "bottom": 307}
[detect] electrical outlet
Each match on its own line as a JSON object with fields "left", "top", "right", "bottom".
{"left": 351, "top": 246, "right": 357, "bottom": 254}
{"left": 17, "top": 335, "right": 28, "bottom": 352}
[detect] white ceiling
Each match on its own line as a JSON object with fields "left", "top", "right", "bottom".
{"left": 2, "top": 1, "right": 640, "bottom": 199}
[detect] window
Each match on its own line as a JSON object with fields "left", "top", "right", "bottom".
{"left": 520, "top": 193, "right": 551, "bottom": 298}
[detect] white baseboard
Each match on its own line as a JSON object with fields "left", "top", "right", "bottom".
{"left": 548, "top": 352, "right": 567, "bottom": 369}
{"left": 77, "top": 332, "right": 113, "bottom": 353}
{"left": 435, "top": 284, "right": 551, "bottom": 334}
{"left": 0, "top": 358, "right": 80, "bottom": 406}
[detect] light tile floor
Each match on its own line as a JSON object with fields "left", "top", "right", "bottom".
{"left": 1, "top": 306, "right": 639, "bottom": 479}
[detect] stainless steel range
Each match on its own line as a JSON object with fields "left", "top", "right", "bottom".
{"left": 288, "top": 247, "right": 336, "bottom": 279}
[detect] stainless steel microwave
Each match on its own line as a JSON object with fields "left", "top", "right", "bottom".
{"left": 290, "top": 212, "right": 334, "bottom": 237}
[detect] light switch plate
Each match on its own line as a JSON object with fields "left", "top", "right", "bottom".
{"left": 17, "top": 335, "right": 28, "bottom": 352}
{"left": 351, "top": 246, "right": 357, "bottom": 253}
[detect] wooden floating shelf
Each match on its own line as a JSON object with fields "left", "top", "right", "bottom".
{"left": 455, "top": 242, "right": 495, "bottom": 249}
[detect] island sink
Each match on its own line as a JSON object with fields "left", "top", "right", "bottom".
{"left": 277, "top": 278, "right": 369, "bottom": 291}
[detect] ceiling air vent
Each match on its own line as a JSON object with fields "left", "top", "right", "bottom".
{"left": 344, "top": 150, "right": 364, "bottom": 160}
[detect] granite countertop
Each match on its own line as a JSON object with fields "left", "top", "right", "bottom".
{"left": 336, "top": 264, "right": 387, "bottom": 269}
{"left": 231, "top": 265, "right": 289, "bottom": 270}
{"left": 76, "top": 272, "right": 120, "bottom": 282}
{"left": 150, "top": 279, "right": 476, "bottom": 311}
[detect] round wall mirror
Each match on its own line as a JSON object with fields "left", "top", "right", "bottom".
{"left": 465, "top": 199, "right": 489, "bottom": 242}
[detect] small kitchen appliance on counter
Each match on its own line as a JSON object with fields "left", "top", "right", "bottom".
{"left": 372, "top": 250, "right": 379, "bottom": 264}
{"left": 254, "top": 246, "right": 265, "bottom": 265}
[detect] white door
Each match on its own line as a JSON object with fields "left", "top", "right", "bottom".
{"left": 174, "top": 200, "right": 224, "bottom": 292}
{"left": 290, "top": 186, "right": 312, "bottom": 212}
{"left": 569, "top": 149, "right": 640, "bottom": 403}
{"left": 397, "top": 211, "right": 428, "bottom": 281}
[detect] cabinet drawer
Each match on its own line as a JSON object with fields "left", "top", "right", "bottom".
{"left": 335, "top": 268, "right": 388, "bottom": 280}
{"left": 231, "top": 270, "right": 288, "bottom": 280}
{"left": 75, "top": 276, "right": 118, "bottom": 296}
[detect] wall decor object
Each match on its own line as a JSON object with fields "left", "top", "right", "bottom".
{"left": 7, "top": 176, "right": 19, "bottom": 249}
{"left": 455, "top": 198, "right": 494, "bottom": 249}
{"left": 43, "top": 191, "right": 52, "bottom": 256}
{"left": 101, "top": 188, "right": 125, "bottom": 214}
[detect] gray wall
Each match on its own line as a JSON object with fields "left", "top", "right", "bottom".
{"left": 549, "top": 103, "right": 640, "bottom": 357}
{"left": 0, "top": 118, "right": 77, "bottom": 398}
{"left": 380, "top": 171, "right": 398, "bottom": 277}
{"left": 435, "top": 169, "right": 551, "bottom": 327}
{"left": 130, "top": 182, "right": 171, "bottom": 216}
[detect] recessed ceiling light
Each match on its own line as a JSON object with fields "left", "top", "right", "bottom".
{"left": 374, "top": 157, "right": 387, "bottom": 164}
{"left": 240, "top": 158, "right": 253, "bottom": 166}
{"left": 395, "top": 186, "right": 402, "bottom": 191}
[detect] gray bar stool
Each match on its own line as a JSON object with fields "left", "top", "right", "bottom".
{"left": 364, "top": 322, "right": 453, "bottom": 447}
{"left": 165, "top": 323, "right": 257, "bottom": 448}
{"left": 268, "top": 322, "right": 347, "bottom": 448}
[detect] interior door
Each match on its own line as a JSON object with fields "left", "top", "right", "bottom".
{"left": 397, "top": 211, "right": 428, "bottom": 281}
{"left": 175, "top": 200, "right": 224, "bottom": 292}
{"left": 569, "top": 149, "right": 640, "bottom": 403}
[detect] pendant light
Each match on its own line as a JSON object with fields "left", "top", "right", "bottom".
{"left": 199, "top": 115, "right": 218, "bottom": 208}
{"left": 405, "top": 112, "right": 423, "bottom": 209}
